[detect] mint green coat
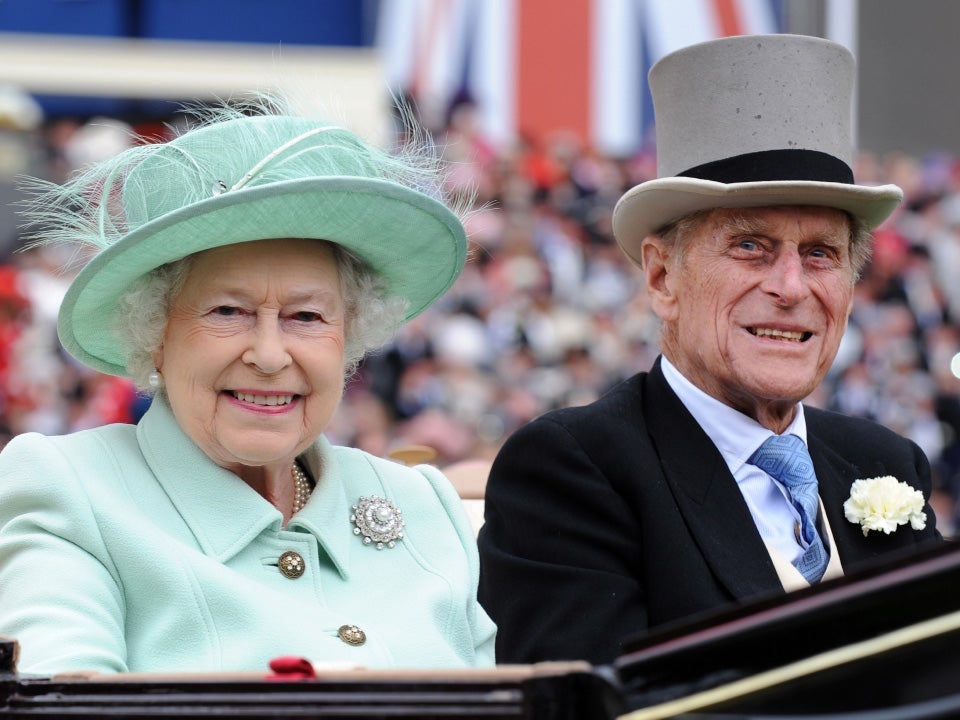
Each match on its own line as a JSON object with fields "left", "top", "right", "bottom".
{"left": 0, "top": 396, "right": 495, "bottom": 674}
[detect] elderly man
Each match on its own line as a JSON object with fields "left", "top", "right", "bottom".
{"left": 477, "top": 34, "right": 942, "bottom": 666}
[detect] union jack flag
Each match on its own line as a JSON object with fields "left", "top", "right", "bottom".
{"left": 377, "top": 0, "right": 784, "bottom": 157}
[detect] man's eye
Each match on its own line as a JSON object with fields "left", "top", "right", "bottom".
{"left": 738, "top": 239, "right": 759, "bottom": 251}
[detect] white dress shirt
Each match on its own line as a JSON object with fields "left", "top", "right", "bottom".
{"left": 660, "top": 356, "right": 822, "bottom": 566}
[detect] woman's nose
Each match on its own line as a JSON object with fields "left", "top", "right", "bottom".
{"left": 241, "top": 320, "right": 292, "bottom": 374}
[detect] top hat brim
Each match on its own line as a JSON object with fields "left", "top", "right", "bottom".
{"left": 57, "top": 176, "right": 466, "bottom": 378}
{"left": 612, "top": 177, "right": 904, "bottom": 267}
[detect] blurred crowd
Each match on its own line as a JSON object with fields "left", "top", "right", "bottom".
{"left": 2, "top": 94, "right": 960, "bottom": 534}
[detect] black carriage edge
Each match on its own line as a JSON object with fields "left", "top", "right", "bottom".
{"left": 3, "top": 542, "right": 960, "bottom": 719}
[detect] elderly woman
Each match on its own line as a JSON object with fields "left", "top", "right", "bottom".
{"left": 0, "top": 99, "right": 495, "bottom": 674}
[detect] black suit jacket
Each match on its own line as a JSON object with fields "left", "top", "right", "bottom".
{"left": 477, "top": 358, "right": 942, "bottom": 665}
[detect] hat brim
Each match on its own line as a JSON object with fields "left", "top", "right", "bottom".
{"left": 612, "top": 177, "right": 903, "bottom": 267}
{"left": 58, "top": 177, "right": 467, "bottom": 377}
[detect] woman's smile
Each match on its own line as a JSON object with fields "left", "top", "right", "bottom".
{"left": 228, "top": 391, "right": 297, "bottom": 407}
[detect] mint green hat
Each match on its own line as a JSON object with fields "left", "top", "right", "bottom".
{"left": 21, "top": 105, "right": 467, "bottom": 378}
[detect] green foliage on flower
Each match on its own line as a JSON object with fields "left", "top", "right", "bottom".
{"left": 843, "top": 476, "right": 927, "bottom": 537}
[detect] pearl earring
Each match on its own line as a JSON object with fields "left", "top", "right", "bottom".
{"left": 148, "top": 370, "right": 162, "bottom": 389}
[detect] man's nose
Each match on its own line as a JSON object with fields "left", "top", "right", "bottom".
{"left": 762, "top": 251, "right": 807, "bottom": 305}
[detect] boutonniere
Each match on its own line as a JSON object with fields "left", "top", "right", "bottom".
{"left": 843, "top": 476, "right": 927, "bottom": 536}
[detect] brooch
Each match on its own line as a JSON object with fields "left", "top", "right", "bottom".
{"left": 351, "top": 496, "right": 404, "bottom": 549}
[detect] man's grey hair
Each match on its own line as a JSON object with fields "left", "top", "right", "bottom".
{"left": 114, "top": 241, "right": 408, "bottom": 393}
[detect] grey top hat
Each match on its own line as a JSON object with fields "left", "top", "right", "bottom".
{"left": 612, "top": 34, "right": 903, "bottom": 267}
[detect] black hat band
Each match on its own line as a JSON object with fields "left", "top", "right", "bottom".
{"left": 679, "top": 149, "right": 855, "bottom": 185}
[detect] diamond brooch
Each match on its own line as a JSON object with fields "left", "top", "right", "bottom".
{"left": 351, "top": 496, "right": 404, "bottom": 550}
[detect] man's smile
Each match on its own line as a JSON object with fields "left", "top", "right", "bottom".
{"left": 748, "top": 327, "right": 812, "bottom": 343}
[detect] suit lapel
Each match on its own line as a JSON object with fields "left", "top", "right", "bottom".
{"left": 643, "top": 361, "right": 783, "bottom": 600}
{"left": 806, "top": 419, "right": 886, "bottom": 567}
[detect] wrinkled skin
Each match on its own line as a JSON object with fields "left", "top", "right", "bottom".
{"left": 641, "top": 206, "right": 855, "bottom": 433}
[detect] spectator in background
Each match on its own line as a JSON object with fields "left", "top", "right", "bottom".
{"left": 0, "top": 266, "right": 31, "bottom": 443}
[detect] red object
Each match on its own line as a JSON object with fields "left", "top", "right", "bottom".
{"left": 266, "top": 656, "right": 316, "bottom": 680}
{"left": 516, "top": 0, "right": 591, "bottom": 145}
{"left": 0, "top": 266, "right": 29, "bottom": 313}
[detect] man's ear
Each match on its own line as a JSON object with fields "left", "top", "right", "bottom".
{"left": 641, "top": 236, "right": 678, "bottom": 321}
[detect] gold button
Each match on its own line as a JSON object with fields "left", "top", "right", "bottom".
{"left": 278, "top": 551, "right": 305, "bottom": 579}
{"left": 338, "top": 624, "right": 366, "bottom": 646}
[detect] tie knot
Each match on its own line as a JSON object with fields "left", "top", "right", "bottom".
{"left": 749, "top": 434, "right": 815, "bottom": 489}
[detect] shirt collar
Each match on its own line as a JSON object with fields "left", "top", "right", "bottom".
{"left": 660, "top": 355, "right": 808, "bottom": 474}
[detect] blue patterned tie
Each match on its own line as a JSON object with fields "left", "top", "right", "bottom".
{"left": 748, "top": 434, "right": 828, "bottom": 583}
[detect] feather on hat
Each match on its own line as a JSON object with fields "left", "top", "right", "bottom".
{"left": 19, "top": 96, "right": 468, "bottom": 377}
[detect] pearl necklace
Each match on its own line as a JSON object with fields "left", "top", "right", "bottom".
{"left": 291, "top": 461, "right": 313, "bottom": 514}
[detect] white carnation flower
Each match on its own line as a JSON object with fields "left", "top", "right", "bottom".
{"left": 843, "top": 476, "right": 927, "bottom": 537}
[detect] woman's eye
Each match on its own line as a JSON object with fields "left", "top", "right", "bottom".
{"left": 291, "top": 311, "right": 324, "bottom": 322}
{"left": 213, "top": 306, "right": 242, "bottom": 316}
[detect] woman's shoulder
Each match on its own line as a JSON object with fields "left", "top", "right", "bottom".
{"left": 0, "top": 425, "right": 143, "bottom": 542}
{"left": 328, "top": 445, "right": 475, "bottom": 548}
{"left": 1, "top": 423, "right": 138, "bottom": 468}
{"left": 330, "top": 445, "right": 460, "bottom": 508}
{"left": 0, "top": 424, "right": 143, "bottom": 509}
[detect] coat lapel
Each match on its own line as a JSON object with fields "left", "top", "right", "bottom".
{"left": 138, "top": 396, "right": 359, "bottom": 577}
{"left": 643, "top": 361, "right": 783, "bottom": 600}
{"left": 136, "top": 395, "right": 282, "bottom": 562}
{"left": 806, "top": 419, "right": 898, "bottom": 568}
